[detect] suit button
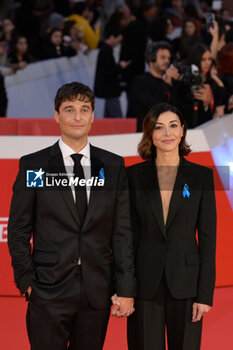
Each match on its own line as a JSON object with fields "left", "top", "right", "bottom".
{"left": 161, "top": 237, "right": 166, "bottom": 243}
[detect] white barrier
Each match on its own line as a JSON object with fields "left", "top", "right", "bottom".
{"left": 5, "top": 47, "right": 127, "bottom": 119}
{"left": 0, "top": 114, "right": 232, "bottom": 159}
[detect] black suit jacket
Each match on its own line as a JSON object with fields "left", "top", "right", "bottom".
{"left": 94, "top": 43, "right": 121, "bottom": 99}
{"left": 127, "top": 157, "right": 216, "bottom": 306}
{"left": 8, "top": 142, "right": 136, "bottom": 308}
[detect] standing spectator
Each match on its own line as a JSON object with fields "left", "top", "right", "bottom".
{"left": 0, "top": 72, "right": 8, "bottom": 117}
{"left": 0, "top": 36, "right": 13, "bottom": 75}
{"left": 179, "top": 17, "right": 203, "bottom": 59}
{"left": 14, "top": 0, "right": 54, "bottom": 56}
{"left": 173, "top": 43, "right": 226, "bottom": 127}
{"left": 181, "top": 17, "right": 201, "bottom": 39}
{"left": 3, "top": 18, "right": 17, "bottom": 54}
{"left": 94, "top": 26, "right": 127, "bottom": 118}
{"left": 218, "top": 43, "right": 233, "bottom": 113}
{"left": 8, "top": 35, "right": 33, "bottom": 71}
{"left": 131, "top": 41, "right": 180, "bottom": 131}
{"left": 150, "top": 14, "right": 174, "bottom": 42}
{"left": 163, "top": 0, "right": 184, "bottom": 27}
{"left": 67, "top": 1, "right": 100, "bottom": 49}
{"left": 63, "top": 20, "right": 89, "bottom": 54}
{"left": 40, "top": 28, "right": 76, "bottom": 60}
{"left": 120, "top": 6, "right": 147, "bottom": 118}
{"left": 48, "top": 12, "right": 65, "bottom": 31}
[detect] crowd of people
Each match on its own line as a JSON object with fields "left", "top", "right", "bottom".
{"left": 0, "top": 0, "right": 233, "bottom": 129}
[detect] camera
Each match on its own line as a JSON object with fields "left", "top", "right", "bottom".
{"left": 177, "top": 64, "right": 205, "bottom": 94}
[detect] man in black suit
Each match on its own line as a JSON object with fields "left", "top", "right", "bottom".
{"left": 8, "top": 81, "right": 136, "bottom": 350}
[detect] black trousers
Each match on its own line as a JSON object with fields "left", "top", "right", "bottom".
{"left": 26, "top": 267, "right": 110, "bottom": 350}
{"left": 127, "top": 275, "right": 202, "bottom": 350}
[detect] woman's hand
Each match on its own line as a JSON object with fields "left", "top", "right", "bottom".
{"left": 192, "top": 302, "right": 211, "bottom": 322}
{"left": 213, "top": 105, "right": 225, "bottom": 118}
{"left": 193, "top": 84, "right": 213, "bottom": 107}
{"left": 210, "top": 66, "right": 224, "bottom": 87}
{"left": 209, "top": 20, "right": 219, "bottom": 38}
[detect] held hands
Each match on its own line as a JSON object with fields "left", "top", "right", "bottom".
{"left": 111, "top": 294, "right": 135, "bottom": 318}
{"left": 192, "top": 302, "right": 211, "bottom": 322}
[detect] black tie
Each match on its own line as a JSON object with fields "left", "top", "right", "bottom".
{"left": 71, "top": 154, "right": 87, "bottom": 227}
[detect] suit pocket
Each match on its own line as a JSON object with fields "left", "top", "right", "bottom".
{"left": 185, "top": 253, "right": 199, "bottom": 266}
{"left": 33, "top": 250, "right": 58, "bottom": 265}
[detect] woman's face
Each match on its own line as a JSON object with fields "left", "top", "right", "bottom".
{"left": 3, "top": 19, "right": 14, "bottom": 34}
{"left": 166, "top": 18, "right": 174, "bottom": 35}
{"left": 70, "top": 24, "right": 79, "bottom": 39}
{"left": 200, "top": 50, "right": 212, "bottom": 74}
{"left": 184, "top": 21, "right": 196, "bottom": 36}
{"left": 16, "top": 37, "right": 28, "bottom": 54}
{"left": 51, "top": 30, "right": 62, "bottom": 46}
{"left": 152, "top": 111, "right": 184, "bottom": 155}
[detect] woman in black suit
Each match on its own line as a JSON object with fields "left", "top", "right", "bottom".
{"left": 127, "top": 103, "right": 216, "bottom": 350}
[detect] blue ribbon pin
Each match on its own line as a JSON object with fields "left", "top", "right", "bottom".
{"left": 99, "top": 168, "right": 105, "bottom": 180}
{"left": 183, "top": 184, "right": 190, "bottom": 198}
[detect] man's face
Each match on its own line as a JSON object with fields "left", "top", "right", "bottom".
{"left": 51, "top": 30, "right": 62, "bottom": 46}
{"left": 55, "top": 97, "right": 94, "bottom": 143}
{"left": 152, "top": 49, "right": 171, "bottom": 74}
{"left": 16, "top": 37, "right": 28, "bottom": 54}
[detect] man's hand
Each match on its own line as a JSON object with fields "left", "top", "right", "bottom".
{"left": 18, "top": 61, "right": 28, "bottom": 70}
{"left": 111, "top": 294, "right": 135, "bottom": 317}
{"left": 164, "top": 66, "right": 180, "bottom": 84}
{"left": 27, "top": 286, "right": 32, "bottom": 297}
{"left": 192, "top": 302, "right": 211, "bottom": 322}
{"left": 193, "top": 84, "right": 213, "bottom": 107}
{"left": 120, "top": 60, "right": 131, "bottom": 69}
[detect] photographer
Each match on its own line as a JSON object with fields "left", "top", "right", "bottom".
{"left": 173, "top": 43, "right": 226, "bottom": 128}
{"left": 131, "top": 41, "right": 179, "bottom": 131}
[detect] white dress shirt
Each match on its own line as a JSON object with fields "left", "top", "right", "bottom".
{"left": 59, "top": 139, "right": 91, "bottom": 265}
{"left": 59, "top": 138, "right": 91, "bottom": 203}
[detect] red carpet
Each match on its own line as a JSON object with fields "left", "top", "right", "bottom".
{"left": 1, "top": 287, "right": 232, "bottom": 349}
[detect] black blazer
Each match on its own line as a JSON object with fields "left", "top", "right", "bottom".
{"left": 127, "top": 157, "right": 216, "bottom": 306}
{"left": 8, "top": 142, "right": 136, "bottom": 308}
{"left": 94, "top": 43, "right": 121, "bottom": 99}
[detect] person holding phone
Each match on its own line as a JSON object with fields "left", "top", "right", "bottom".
{"left": 173, "top": 42, "right": 226, "bottom": 127}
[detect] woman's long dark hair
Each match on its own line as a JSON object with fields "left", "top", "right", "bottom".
{"left": 187, "top": 42, "right": 210, "bottom": 71}
{"left": 138, "top": 103, "right": 191, "bottom": 161}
